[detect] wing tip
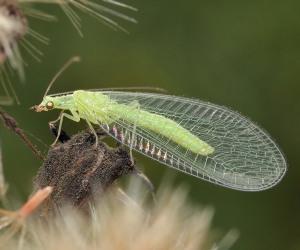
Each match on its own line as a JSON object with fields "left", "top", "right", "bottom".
{"left": 222, "top": 165, "right": 287, "bottom": 192}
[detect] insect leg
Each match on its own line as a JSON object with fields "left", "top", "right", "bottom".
{"left": 50, "top": 110, "right": 80, "bottom": 146}
{"left": 49, "top": 123, "right": 71, "bottom": 143}
{"left": 48, "top": 110, "right": 64, "bottom": 125}
{"left": 49, "top": 123, "right": 107, "bottom": 145}
{"left": 85, "top": 119, "right": 98, "bottom": 147}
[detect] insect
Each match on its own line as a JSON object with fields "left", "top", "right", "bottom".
{"left": 32, "top": 58, "right": 287, "bottom": 191}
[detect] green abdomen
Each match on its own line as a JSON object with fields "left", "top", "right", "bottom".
{"left": 113, "top": 104, "right": 214, "bottom": 156}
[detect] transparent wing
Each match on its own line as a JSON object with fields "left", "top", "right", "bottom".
{"left": 98, "top": 91, "right": 286, "bottom": 191}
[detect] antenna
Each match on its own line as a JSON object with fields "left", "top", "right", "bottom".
{"left": 43, "top": 56, "right": 81, "bottom": 97}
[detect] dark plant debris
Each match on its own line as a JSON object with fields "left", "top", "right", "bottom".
{"left": 34, "top": 128, "right": 138, "bottom": 209}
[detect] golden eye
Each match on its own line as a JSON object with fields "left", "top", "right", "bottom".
{"left": 46, "top": 101, "right": 54, "bottom": 110}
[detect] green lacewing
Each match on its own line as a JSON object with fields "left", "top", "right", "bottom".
{"left": 32, "top": 58, "right": 286, "bottom": 191}
{"left": 32, "top": 89, "right": 286, "bottom": 191}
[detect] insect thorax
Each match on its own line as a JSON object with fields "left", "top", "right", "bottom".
{"left": 73, "top": 90, "right": 116, "bottom": 125}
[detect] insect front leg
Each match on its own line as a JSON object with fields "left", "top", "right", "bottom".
{"left": 50, "top": 110, "right": 80, "bottom": 146}
{"left": 85, "top": 119, "right": 99, "bottom": 148}
{"left": 49, "top": 123, "right": 71, "bottom": 143}
{"left": 49, "top": 123, "right": 108, "bottom": 146}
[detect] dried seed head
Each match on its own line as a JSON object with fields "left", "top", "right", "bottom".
{"left": 0, "top": 0, "right": 27, "bottom": 60}
{"left": 0, "top": 186, "right": 52, "bottom": 243}
{"left": 1, "top": 184, "right": 238, "bottom": 250}
{"left": 34, "top": 129, "right": 135, "bottom": 209}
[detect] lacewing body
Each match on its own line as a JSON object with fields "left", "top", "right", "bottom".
{"left": 34, "top": 90, "right": 287, "bottom": 191}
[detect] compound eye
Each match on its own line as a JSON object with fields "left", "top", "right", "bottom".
{"left": 46, "top": 101, "right": 54, "bottom": 110}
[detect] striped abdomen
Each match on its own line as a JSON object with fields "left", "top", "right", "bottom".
{"left": 113, "top": 104, "right": 214, "bottom": 156}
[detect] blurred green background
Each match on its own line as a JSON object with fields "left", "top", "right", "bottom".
{"left": 0, "top": 0, "right": 299, "bottom": 249}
